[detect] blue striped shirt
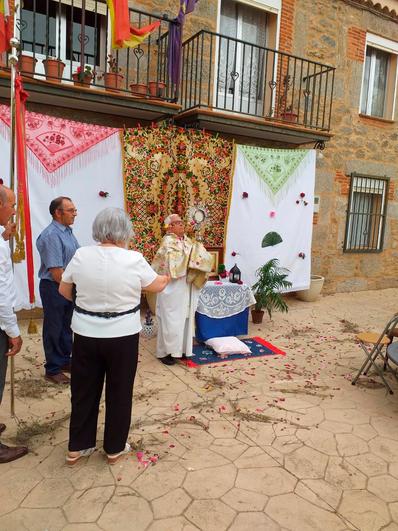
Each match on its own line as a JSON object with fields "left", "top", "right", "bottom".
{"left": 36, "top": 220, "right": 79, "bottom": 281}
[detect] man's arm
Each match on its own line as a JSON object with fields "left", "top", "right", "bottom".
{"left": 49, "top": 267, "right": 64, "bottom": 284}
{"left": 0, "top": 243, "right": 22, "bottom": 354}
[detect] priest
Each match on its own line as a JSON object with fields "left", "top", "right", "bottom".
{"left": 152, "top": 213, "right": 212, "bottom": 365}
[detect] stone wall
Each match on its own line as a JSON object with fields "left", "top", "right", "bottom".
{"left": 291, "top": 0, "right": 398, "bottom": 293}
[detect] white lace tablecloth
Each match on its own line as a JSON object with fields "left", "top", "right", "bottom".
{"left": 197, "top": 281, "right": 256, "bottom": 319}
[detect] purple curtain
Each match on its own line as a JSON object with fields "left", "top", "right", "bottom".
{"left": 168, "top": 0, "right": 198, "bottom": 86}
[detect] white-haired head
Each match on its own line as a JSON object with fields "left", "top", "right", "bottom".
{"left": 92, "top": 207, "right": 134, "bottom": 246}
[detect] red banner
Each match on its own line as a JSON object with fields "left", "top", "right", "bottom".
{"left": 15, "top": 74, "right": 35, "bottom": 304}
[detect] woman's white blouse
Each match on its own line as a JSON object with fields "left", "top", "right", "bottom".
{"left": 62, "top": 245, "right": 157, "bottom": 338}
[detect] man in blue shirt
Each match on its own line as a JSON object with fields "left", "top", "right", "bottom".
{"left": 36, "top": 197, "right": 79, "bottom": 384}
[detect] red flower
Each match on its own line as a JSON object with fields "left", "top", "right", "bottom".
{"left": 298, "top": 252, "right": 305, "bottom": 259}
{"left": 237, "top": 279, "right": 243, "bottom": 285}
{"left": 242, "top": 192, "right": 248, "bottom": 199}
{"left": 231, "top": 251, "right": 237, "bottom": 257}
{"left": 99, "top": 191, "right": 109, "bottom": 198}
{"left": 304, "top": 201, "right": 308, "bottom": 206}
{"left": 300, "top": 192, "right": 306, "bottom": 198}
{"left": 296, "top": 200, "right": 300, "bottom": 204}
{"left": 0, "top": 178, "right": 3, "bottom": 185}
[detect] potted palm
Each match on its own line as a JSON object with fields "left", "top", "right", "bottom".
{"left": 251, "top": 258, "right": 292, "bottom": 323}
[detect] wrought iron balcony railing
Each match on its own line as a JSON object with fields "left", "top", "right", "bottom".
{"left": 181, "top": 30, "right": 336, "bottom": 131}
{"left": 8, "top": 0, "right": 177, "bottom": 102}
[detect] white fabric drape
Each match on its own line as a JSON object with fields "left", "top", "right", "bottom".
{"left": 225, "top": 147, "right": 316, "bottom": 291}
{"left": 0, "top": 131, "right": 124, "bottom": 310}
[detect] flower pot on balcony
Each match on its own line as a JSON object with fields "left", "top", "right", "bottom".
{"left": 280, "top": 111, "right": 298, "bottom": 123}
{"left": 72, "top": 73, "right": 92, "bottom": 87}
{"left": 296, "top": 275, "right": 325, "bottom": 302}
{"left": 103, "top": 72, "right": 124, "bottom": 91}
{"left": 130, "top": 83, "right": 148, "bottom": 96}
{"left": 18, "top": 54, "right": 37, "bottom": 77}
{"left": 42, "top": 58, "right": 65, "bottom": 82}
{"left": 148, "top": 81, "right": 166, "bottom": 98}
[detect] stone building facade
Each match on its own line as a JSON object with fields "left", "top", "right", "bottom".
{"left": 133, "top": 0, "right": 398, "bottom": 294}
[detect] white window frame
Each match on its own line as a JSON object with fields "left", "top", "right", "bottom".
{"left": 214, "top": 0, "right": 281, "bottom": 115}
{"left": 359, "top": 32, "right": 398, "bottom": 120}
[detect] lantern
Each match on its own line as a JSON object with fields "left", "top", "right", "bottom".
{"left": 229, "top": 264, "right": 241, "bottom": 283}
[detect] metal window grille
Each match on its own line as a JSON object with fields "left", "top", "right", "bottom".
{"left": 343, "top": 173, "right": 389, "bottom": 253}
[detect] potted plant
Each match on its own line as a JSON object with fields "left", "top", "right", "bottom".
{"left": 72, "top": 64, "right": 93, "bottom": 87}
{"left": 296, "top": 275, "right": 325, "bottom": 302}
{"left": 148, "top": 80, "right": 166, "bottom": 98}
{"left": 251, "top": 258, "right": 292, "bottom": 323}
{"left": 130, "top": 82, "right": 148, "bottom": 96}
{"left": 101, "top": 54, "right": 123, "bottom": 92}
{"left": 42, "top": 56, "right": 65, "bottom": 82}
{"left": 18, "top": 53, "right": 37, "bottom": 77}
{"left": 218, "top": 264, "right": 228, "bottom": 282}
{"left": 280, "top": 105, "right": 298, "bottom": 123}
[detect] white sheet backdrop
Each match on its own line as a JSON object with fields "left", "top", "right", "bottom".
{"left": 0, "top": 130, "right": 125, "bottom": 310}
{"left": 225, "top": 146, "right": 316, "bottom": 291}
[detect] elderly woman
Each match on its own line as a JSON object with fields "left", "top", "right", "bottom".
{"left": 59, "top": 208, "right": 169, "bottom": 465}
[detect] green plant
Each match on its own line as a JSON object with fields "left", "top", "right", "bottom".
{"left": 252, "top": 258, "right": 292, "bottom": 318}
{"left": 74, "top": 64, "right": 93, "bottom": 81}
{"left": 106, "top": 54, "right": 122, "bottom": 74}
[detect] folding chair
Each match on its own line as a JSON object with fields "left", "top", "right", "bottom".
{"left": 352, "top": 313, "right": 398, "bottom": 394}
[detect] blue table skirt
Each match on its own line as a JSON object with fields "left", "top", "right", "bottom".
{"left": 195, "top": 308, "right": 249, "bottom": 342}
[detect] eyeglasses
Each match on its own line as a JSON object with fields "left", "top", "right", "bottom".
{"left": 170, "top": 221, "right": 184, "bottom": 225}
{"left": 59, "top": 208, "right": 77, "bottom": 213}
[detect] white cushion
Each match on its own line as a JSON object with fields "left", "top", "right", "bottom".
{"left": 205, "top": 336, "right": 251, "bottom": 355}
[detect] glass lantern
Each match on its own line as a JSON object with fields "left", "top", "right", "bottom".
{"left": 229, "top": 264, "right": 241, "bottom": 283}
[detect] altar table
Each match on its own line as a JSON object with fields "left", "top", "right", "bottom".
{"left": 195, "top": 281, "right": 256, "bottom": 342}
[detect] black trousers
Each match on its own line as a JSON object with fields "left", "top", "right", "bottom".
{"left": 69, "top": 332, "right": 139, "bottom": 455}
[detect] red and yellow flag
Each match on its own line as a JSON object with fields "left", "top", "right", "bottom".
{"left": 0, "top": 0, "right": 11, "bottom": 54}
{"left": 106, "top": 0, "right": 160, "bottom": 49}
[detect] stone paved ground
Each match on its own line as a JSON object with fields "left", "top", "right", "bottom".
{"left": 1, "top": 288, "right": 398, "bottom": 531}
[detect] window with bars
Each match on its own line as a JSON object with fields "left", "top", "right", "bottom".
{"left": 343, "top": 174, "right": 389, "bottom": 253}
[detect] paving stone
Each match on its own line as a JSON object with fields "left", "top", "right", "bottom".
{"left": 335, "top": 433, "right": 369, "bottom": 456}
{"left": 325, "top": 409, "right": 369, "bottom": 425}
{"left": 302, "top": 479, "right": 342, "bottom": 509}
{"left": 185, "top": 499, "right": 236, "bottom": 531}
{"left": 63, "top": 486, "right": 114, "bottom": 523}
{"left": 284, "top": 446, "right": 329, "bottom": 479}
{"left": 238, "top": 421, "right": 276, "bottom": 446}
{"left": 147, "top": 516, "right": 195, "bottom": 531}
{"left": 352, "top": 423, "right": 378, "bottom": 441}
{"left": 325, "top": 457, "right": 367, "bottom": 490}
{"left": 236, "top": 466, "right": 297, "bottom": 496}
{"left": 131, "top": 462, "right": 186, "bottom": 500}
{"left": 272, "top": 434, "right": 303, "bottom": 454}
{"left": 368, "top": 475, "right": 398, "bottom": 503}
{"left": 229, "top": 512, "right": 281, "bottom": 531}
{"left": 210, "top": 438, "right": 248, "bottom": 461}
{"left": 184, "top": 464, "right": 236, "bottom": 498}
{"left": 389, "top": 501, "right": 398, "bottom": 522}
{"left": 207, "top": 420, "right": 239, "bottom": 438}
{"left": 319, "top": 420, "right": 353, "bottom": 434}
{"left": 0, "top": 508, "right": 66, "bottom": 531}
{"left": 371, "top": 417, "right": 398, "bottom": 441}
{"left": 266, "top": 493, "right": 346, "bottom": 530}
{"left": 22, "top": 477, "right": 73, "bottom": 508}
{"left": 0, "top": 468, "right": 42, "bottom": 516}
{"left": 179, "top": 447, "right": 230, "bottom": 470}
{"left": 63, "top": 525, "right": 102, "bottom": 531}
{"left": 295, "top": 481, "right": 334, "bottom": 511}
{"left": 98, "top": 487, "right": 153, "bottom": 531}
{"left": 222, "top": 487, "right": 268, "bottom": 512}
{"left": 369, "top": 437, "right": 398, "bottom": 463}
{"left": 151, "top": 488, "right": 191, "bottom": 519}
{"left": 69, "top": 464, "right": 115, "bottom": 490}
{"left": 294, "top": 406, "right": 324, "bottom": 427}
{"left": 296, "top": 427, "right": 339, "bottom": 455}
{"left": 346, "top": 453, "right": 388, "bottom": 477}
{"left": 338, "top": 490, "right": 390, "bottom": 531}
{"left": 234, "top": 446, "right": 279, "bottom": 468}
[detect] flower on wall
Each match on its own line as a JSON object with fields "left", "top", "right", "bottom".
{"left": 298, "top": 252, "right": 306, "bottom": 259}
{"left": 269, "top": 210, "right": 276, "bottom": 218}
{"left": 99, "top": 191, "right": 109, "bottom": 197}
{"left": 242, "top": 192, "right": 248, "bottom": 199}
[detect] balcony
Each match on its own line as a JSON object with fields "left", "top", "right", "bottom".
{"left": 0, "top": 1, "right": 180, "bottom": 123}
{"left": 177, "top": 30, "right": 336, "bottom": 145}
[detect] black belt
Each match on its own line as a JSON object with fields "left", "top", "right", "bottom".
{"left": 74, "top": 303, "right": 140, "bottom": 319}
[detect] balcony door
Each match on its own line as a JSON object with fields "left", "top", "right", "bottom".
{"left": 217, "top": 0, "right": 268, "bottom": 115}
